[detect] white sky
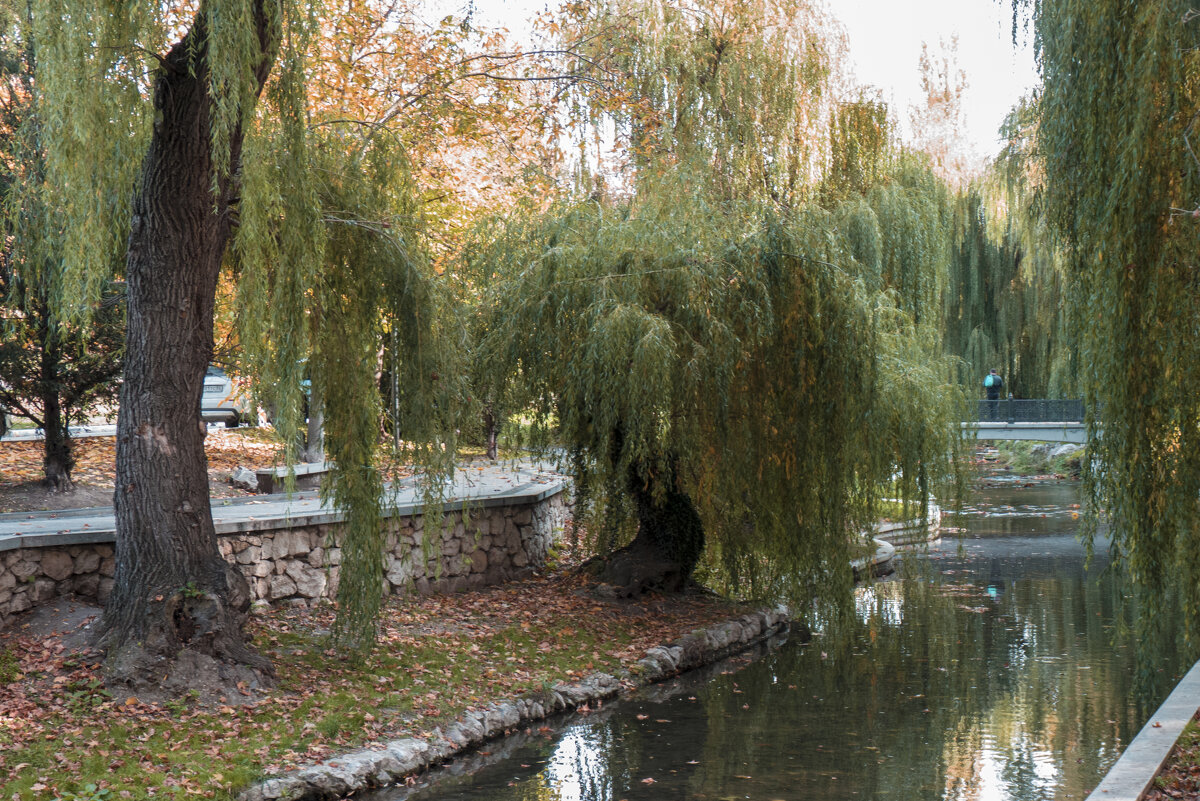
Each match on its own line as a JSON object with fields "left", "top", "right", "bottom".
{"left": 429, "top": 0, "right": 1040, "bottom": 159}
{"left": 832, "top": 0, "right": 1039, "bottom": 157}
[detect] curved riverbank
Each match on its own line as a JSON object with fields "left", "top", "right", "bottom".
{"left": 0, "top": 568, "right": 788, "bottom": 799}
{"left": 238, "top": 607, "right": 790, "bottom": 801}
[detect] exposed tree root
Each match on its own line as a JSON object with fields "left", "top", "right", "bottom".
{"left": 96, "top": 566, "right": 274, "bottom": 705}
{"left": 587, "top": 467, "right": 706, "bottom": 598}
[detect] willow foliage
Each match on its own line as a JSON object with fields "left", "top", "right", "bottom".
{"left": 822, "top": 103, "right": 950, "bottom": 335}
{"left": 482, "top": 171, "right": 964, "bottom": 611}
{"left": 942, "top": 182, "right": 1074, "bottom": 398}
{"left": 30, "top": 0, "right": 459, "bottom": 651}
{"left": 234, "top": 72, "right": 463, "bottom": 649}
{"left": 1023, "top": 0, "right": 1200, "bottom": 646}
{"left": 565, "top": 0, "right": 834, "bottom": 204}
{"left": 865, "top": 158, "right": 952, "bottom": 329}
{"left": 26, "top": 0, "right": 158, "bottom": 318}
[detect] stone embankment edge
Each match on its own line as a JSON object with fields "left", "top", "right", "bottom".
{"left": 1085, "top": 658, "right": 1200, "bottom": 801}
{"left": 237, "top": 607, "right": 790, "bottom": 801}
{"left": 873, "top": 502, "right": 942, "bottom": 547}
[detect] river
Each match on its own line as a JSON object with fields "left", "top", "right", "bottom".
{"left": 363, "top": 479, "right": 1188, "bottom": 801}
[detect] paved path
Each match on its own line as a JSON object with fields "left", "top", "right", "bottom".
{"left": 1, "top": 424, "right": 118, "bottom": 442}
{"left": 0, "top": 422, "right": 244, "bottom": 442}
{"left": 0, "top": 462, "right": 568, "bottom": 551}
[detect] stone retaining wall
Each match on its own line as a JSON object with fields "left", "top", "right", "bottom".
{"left": 0, "top": 544, "right": 116, "bottom": 625}
{"left": 873, "top": 502, "right": 942, "bottom": 547}
{"left": 219, "top": 495, "right": 569, "bottom": 609}
{"left": 0, "top": 490, "right": 568, "bottom": 631}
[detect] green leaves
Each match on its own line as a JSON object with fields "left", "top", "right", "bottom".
{"left": 1024, "top": 0, "right": 1200, "bottom": 657}
{"left": 480, "top": 169, "right": 963, "bottom": 613}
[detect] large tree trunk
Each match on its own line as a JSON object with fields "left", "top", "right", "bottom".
{"left": 96, "top": 11, "right": 276, "bottom": 702}
{"left": 37, "top": 311, "right": 73, "bottom": 492}
{"left": 592, "top": 460, "right": 706, "bottom": 596}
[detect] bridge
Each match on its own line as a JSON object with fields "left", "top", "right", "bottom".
{"left": 966, "top": 398, "right": 1087, "bottom": 444}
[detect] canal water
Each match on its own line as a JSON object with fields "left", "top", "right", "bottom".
{"left": 365, "top": 479, "right": 1188, "bottom": 801}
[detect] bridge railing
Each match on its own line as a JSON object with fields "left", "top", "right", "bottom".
{"left": 976, "top": 398, "right": 1084, "bottom": 423}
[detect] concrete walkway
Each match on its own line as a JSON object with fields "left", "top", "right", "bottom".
{"left": 1, "top": 423, "right": 117, "bottom": 442}
{"left": 0, "top": 422, "right": 243, "bottom": 442}
{"left": 0, "top": 462, "right": 568, "bottom": 552}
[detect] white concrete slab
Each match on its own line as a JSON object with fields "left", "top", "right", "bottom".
{"left": 1087, "top": 659, "right": 1200, "bottom": 800}
{"left": 964, "top": 421, "right": 1088, "bottom": 444}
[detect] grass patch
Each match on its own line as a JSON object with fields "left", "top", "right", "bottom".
{"left": 875, "top": 499, "right": 926, "bottom": 523}
{"left": 0, "top": 573, "right": 748, "bottom": 800}
{"left": 0, "top": 645, "right": 19, "bottom": 682}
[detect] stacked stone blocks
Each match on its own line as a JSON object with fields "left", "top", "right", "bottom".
{"left": 0, "top": 490, "right": 568, "bottom": 630}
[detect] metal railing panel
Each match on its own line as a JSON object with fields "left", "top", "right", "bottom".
{"left": 975, "top": 399, "right": 1085, "bottom": 423}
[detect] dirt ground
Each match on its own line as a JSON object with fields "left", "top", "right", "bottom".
{"left": 3, "top": 597, "right": 102, "bottom": 651}
{"left": 0, "top": 428, "right": 285, "bottom": 513}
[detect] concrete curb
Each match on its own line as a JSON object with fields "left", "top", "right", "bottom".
{"left": 235, "top": 608, "right": 790, "bottom": 801}
{"left": 1086, "top": 659, "right": 1200, "bottom": 800}
{"left": 851, "top": 538, "right": 896, "bottom": 579}
{"left": 874, "top": 502, "right": 942, "bottom": 547}
{"left": 0, "top": 475, "right": 570, "bottom": 553}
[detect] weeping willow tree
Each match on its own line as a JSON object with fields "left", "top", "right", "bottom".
{"left": 942, "top": 186, "right": 1074, "bottom": 398}
{"left": 821, "top": 100, "right": 952, "bottom": 337}
{"left": 484, "top": 177, "right": 963, "bottom": 604}
{"left": 235, "top": 114, "right": 464, "bottom": 649}
{"left": 821, "top": 100, "right": 960, "bottom": 531}
{"left": 20, "top": 1, "right": 299, "bottom": 695}
{"left": 476, "top": 0, "right": 965, "bottom": 604}
{"left": 0, "top": 3, "right": 126, "bottom": 491}
{"left": 1020, "top": 0, "right": 1200, "bottom": 648}
{"left": 560, "top": 0, "right": 835, "bottom": 204}
{"left": 25, "top": 0, "right": 456, "bottom": 693}
{"left": 940, "top": 97, "right": 1075, "bottom": 399}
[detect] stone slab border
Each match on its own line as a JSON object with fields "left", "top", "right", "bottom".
{"left": 0, "top": 477, "right": 570, "bottom": 551}
{"left": 0, "top": 476, "right": 570, "bottom": 628}
{"left": 874, "top": 502, "right": 942, "bottom": 547}
{"left": 255, "top": 463, "right": 332, "bottom": 494}
{"left": 1086, "top": 658, "right": 1200, "bottom": 800}
{"left": 851, "top": 538, "right": 896, "bottom": 580}
{"left": 236, "top": 608, "right": 790, "bottom": 801}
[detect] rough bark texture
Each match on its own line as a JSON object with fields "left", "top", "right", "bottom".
{"left": 96, "top": 10, "right": 276, "bottom": 702}
{"left": 593, "top": 461, "right": 706, "bottom": 597}
{"left": 38, "top": 312, "right": 73, "bottom": 492}
{"left": 483, "top": 407, "right": 498, "bottom": 461}
{"left": 302, "top": 386, "right": 324, "bottom": 463}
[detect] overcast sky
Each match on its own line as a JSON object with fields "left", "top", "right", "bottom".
{"left": 427, "top": 0, "right": 1040, "bottom": 159}
{"left": 833, "top": 0, "right": 1038, "bottom": 156}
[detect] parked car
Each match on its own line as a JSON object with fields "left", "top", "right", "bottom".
{"left": 201, "top": 366, "right": 251, "bottom": 427}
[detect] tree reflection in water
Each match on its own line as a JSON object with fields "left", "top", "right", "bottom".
{"left": 364, "top": 483, "right": 1190, "bottom": 801}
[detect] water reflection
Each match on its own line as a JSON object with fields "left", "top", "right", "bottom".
{"left": 364, "top": 481, "right": 1189, "bottom": 801}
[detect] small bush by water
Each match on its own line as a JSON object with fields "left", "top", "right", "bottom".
{"left": 985, "top": 441, "right": 1084, "bottom": 477}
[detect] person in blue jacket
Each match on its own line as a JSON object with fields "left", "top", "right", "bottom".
{"left": 983, "top": 369, "right": 1003, "bottom": 419}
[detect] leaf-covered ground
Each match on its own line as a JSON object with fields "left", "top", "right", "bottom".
{"left": 1145, "top": 714, "right": 1200, "bottom": 800}
{"left": 0, "top": 559, "right": 752, "bottom": 800}
{"left": 0, "top": 429, "right": 285, "bottom": 512}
